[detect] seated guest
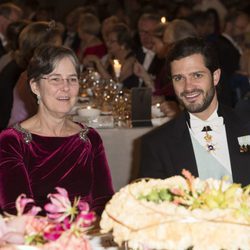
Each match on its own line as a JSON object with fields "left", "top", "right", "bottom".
{"left": 234, "top": 92, "right": 250, "bottom": 123}
{"left": 0, "top": 2, "right": 23, "bottom": 58}
{"left": 212, "top": 10, "right": 249, "bottom": 106}
{"left": 84, "top": 23, "right": 140, "bottom": 89}
{"left": 7, "top": 21, "right": 63, "bottom": 127}
{"left": 138, "top": 37, "right": 250, "bottom": 187}
{"left": 134, "top": 13, "right": 165, "bottom": 85}
{"left": 77, "top": 13, "right": 107, "bottom": 63}
{"left": 0, "top": 45, "right": 114, "bottom": 215}
{"left": 134, "top": 19, "right": 198, "bottom": 118}
{"left": 0, "top": 19, "right": 29, "bottom": 73}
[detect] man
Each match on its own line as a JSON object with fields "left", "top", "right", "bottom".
{"left": 0, "top": 3, "right": 22, "bottom": 57}
{"left": 213, "top": 10, "right": 249, "bottom": 106}
{"left": 135, "top": 13, "right": 165, "bottom": 85}
{"left": 138, "top": 37, "right": 250, "bottom": 186}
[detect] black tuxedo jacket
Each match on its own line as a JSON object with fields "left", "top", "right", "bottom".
{"left": 138, "top": 105, "right": 250, "bottom": 186}
{"left": 135, "top": 46, "right": 165, "bottom": 79}
{"left": 0, "top": 40, "right": 6, "bottom": 58}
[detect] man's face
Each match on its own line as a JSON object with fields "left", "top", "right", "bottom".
{"left": 231, "top": 14, "right": 249, "bottom": 43}
{"left": 1, "top": 10, "right": 21, "bottom": 34}
{"left": 138, "top": 18, "right": 158, "bottom": 50}
{"left": 171, "top": 53, "right": 220, "bottom": 118}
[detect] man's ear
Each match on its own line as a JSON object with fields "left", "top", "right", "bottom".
{"left": 213, "top": 68, "right": 221, "bottom": 86}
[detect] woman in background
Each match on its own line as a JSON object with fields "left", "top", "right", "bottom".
{"left": 84, "top": 23, "right": 140, "bottom": 89}
{"left": 8, "top": 21, "right": 63, "bottom": 127}
{"left": 0, "top": 45, "right": 114, "bottom": 216}
{"left": 77, "top": 13, "right": 107, "bottom": 63}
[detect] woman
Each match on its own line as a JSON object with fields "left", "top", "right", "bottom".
{"left": 0, "top": 45, "right": 114, "bottom": 216}
{"left": 7, "top": 21, "right": 63, "bottom": 127}
{"left": 84, "top": 23, "right": 140, "bottom": 89}
{"left": 77, "top": 13, "right": 107, "bottom": 63}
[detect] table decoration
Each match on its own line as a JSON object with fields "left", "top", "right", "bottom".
{"left": 100, "top": 170, "right": 250, "bottom": 250}
{"left": 112, "top": 60, "right": 123, "bottom": 91}
{"left": 0, "top": 187, "right": 96, "bottom": 250}
{"left": 77, "top": 106, "right": 101, "bottom": 121}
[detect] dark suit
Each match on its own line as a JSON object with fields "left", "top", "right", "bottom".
{"left": 135, "top": 46, "right": 165, "bottom": 80}
{"left": 62, "top": 31, "right": 81, "bottom": 54}
{"left": 212, "top": 35, "right": 242, "bottom": 106}
{"left": 138, "top": 105, "right": 250, "bottom": 186}
{"left": 0, "top": 40, "right": 6, "bottom": 58}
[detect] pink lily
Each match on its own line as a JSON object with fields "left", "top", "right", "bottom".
{"left": 45, "top": 187, "right": 78, "bottom": 223}
{"left": 77, "top": 211, "right": 96, "bottom": 227}
{"left": 15, "top": 194, "right": 35, "bottom": 216}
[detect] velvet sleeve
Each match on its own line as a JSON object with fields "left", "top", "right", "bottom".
{"left": 0, "top": 129, "right": 33, "bottom": 213}
{"left": 87, "top": 128, "right": 114, "bottom": 215}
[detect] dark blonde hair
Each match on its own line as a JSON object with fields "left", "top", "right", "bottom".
{"left": 78, "top": 13, "right": 100, "bottom": 36}
{"left": 16, "top": 21, "right": 62, "bottom": 68}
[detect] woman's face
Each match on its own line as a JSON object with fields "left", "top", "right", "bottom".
{"left": 32, "top": 57, "right": 79, "bottom": 117}
{"left": 152, "top": 36, "right": 166, "bottom": 58}
{"left": 106, "top": 32, "right": 121, "bottom": 56}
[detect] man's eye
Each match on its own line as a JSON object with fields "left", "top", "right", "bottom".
{"left": 193, "top": 73, "right": 203, "bottom": 79}
{"left": 172, "top": 76, "right": 182, "bottom": 82}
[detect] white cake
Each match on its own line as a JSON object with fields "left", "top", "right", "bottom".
{"left": 100, "top": 172, "right": 250, "bottom": 250}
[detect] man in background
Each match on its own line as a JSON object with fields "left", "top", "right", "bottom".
{"left": 0, "top": 3, "right": 23, "bottom": 57}
{"left": 135, "top": 13, "right": 165, "bottom": 86}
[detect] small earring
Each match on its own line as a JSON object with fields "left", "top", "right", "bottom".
{"left": 37, "top": 95, "right": 40, "bottom": 105}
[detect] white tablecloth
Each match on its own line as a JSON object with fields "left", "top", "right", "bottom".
{"left": 97, "top": 127, "right": 152, "bottom": 191}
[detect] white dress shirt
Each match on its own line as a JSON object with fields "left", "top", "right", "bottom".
{"left": 189, "top": 109, "right": 232, "bottom": 177}
{"left": 142, "top": 47, "right": 155, "bottom": 71}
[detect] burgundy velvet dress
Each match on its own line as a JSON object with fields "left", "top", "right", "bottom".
{"left": 0, "top": 123, "right": 114, "bottom": 215}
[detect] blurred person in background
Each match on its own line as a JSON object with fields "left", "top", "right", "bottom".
{"left": 134, "top": 19, "right": 198, "bottom": 119}
{"left": 0, "top": 2, "right": 23, "bottom": 57}
{"left": 101, "top": 15, "right": 121, "bottom": 44}
{"left": 135, "top": 13, "right": 165, "bottom": 85}
{"left": 0, "top": 20, "right": 29, "bottom": 73}
{"left": 84, "top": 23, "right": 140, "bottom": 89}
{"left": 62, "top": 7, "right": 86, "bottom": 53}
{"left": 212, "top": 10, "right": 249, "bottom": 107}
{"left": 0, "top": 44, "right": 114, "bottom": 215}
{"left": 77, "top": 12, "right": 107, "bottom": 63}
{"left": 6, "top": 21, "right": 63, "bottom": 128}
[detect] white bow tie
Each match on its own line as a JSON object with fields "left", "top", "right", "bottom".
{"left": 190, "top": 116, "right": 224, "bottom": 134}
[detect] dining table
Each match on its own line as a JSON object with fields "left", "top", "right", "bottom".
{"left": 97, "top": 126, "right": 153, "bottom": 192}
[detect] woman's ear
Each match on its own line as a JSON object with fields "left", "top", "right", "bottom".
{"left": 30, "top": 79, "right": 40, "bottom": 96}
{"left": 213, "top": 68, "right": 221, "bottom": 86}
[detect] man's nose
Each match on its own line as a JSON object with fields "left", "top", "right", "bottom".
{"left": 183, "top": 77, "right": 193, "bottom": 90}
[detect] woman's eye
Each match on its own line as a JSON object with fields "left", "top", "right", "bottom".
{"left": 51, "top": 77, "right": 61, "bottom": 82}
{"left": 69, "top": 77, "right": 78, "bottom": 83}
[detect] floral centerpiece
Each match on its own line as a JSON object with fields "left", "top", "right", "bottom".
{"left": 100, "top": 170, "right": 250, "bottom": 250}
{"left": 0, "top": 187, "right": 96, "bottom": 250}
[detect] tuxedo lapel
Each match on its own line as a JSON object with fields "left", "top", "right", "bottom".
{"left": 221, "top": 106, "right": 250, "bottom": 185}
{"left": 168, "top": 113, "right": 199, "bottom": 177}
{"left": 135, "top": 47, "right": 145, "bottom": 64}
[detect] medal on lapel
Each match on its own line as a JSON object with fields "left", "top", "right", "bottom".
{"left": 202, "top": 126, "right": 215, "bottom": 152}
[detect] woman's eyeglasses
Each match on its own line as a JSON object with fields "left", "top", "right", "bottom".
{"left": 41, "top": 74, "right": 79, "bottom": 87}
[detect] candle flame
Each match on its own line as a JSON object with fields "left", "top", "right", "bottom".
{"left": 113, "top": 59, "right": 121, "bottom": 79}
{"left": 161, "top": 16, "right": 166, "bottom": 23}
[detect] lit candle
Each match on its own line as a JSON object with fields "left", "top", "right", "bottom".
{"left": 113, "top": 59, "right": 121, "bottom": 79}
{"left": 161, "top": 16, "right": 166, "bottom": 24}
{"left": 86, "top": 106, "right": 92, "bottom": 109}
